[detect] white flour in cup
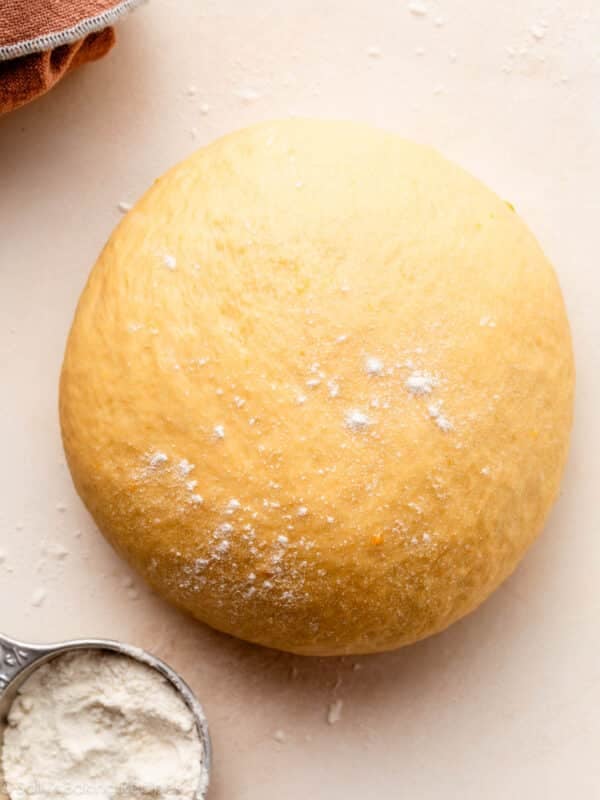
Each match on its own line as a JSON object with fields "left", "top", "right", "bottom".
{"left": 2, "top": 649, "right": 203, "bottom": 799}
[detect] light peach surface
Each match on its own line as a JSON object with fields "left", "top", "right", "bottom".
{"left": 0, "top": 1, "right": 599, "bottom": 797}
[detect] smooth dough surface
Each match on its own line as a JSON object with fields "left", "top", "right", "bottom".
{"left": 60, "top": 120, "right": 574, "bottom": 655}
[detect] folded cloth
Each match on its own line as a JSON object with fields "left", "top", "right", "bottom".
{"left": 0, "top": 0, "right": 144, "bottom": 114}
{"left": 0, "top": 27, "right": 115, "bottom": 114}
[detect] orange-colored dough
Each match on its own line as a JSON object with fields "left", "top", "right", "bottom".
{"left": 60, "top": 120, "right": 574, "bottom": 655}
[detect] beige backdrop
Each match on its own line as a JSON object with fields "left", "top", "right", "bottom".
{"left": 0, "top": 1, "right": 598, "bottom": 797}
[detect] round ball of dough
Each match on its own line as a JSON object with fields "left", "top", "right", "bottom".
{"left": 60, "top": 120, "right": 574, "bottom": 656}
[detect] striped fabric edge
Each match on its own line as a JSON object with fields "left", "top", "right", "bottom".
{"left": 0, "top": 0, "right": 147, "bottom": 61}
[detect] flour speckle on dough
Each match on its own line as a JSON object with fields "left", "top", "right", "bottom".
{"left": 364, "top": 356, "right": 384, "bottom": 376}
{"left": 216, "top": 523, "right": 234, "bottom": 535}
{"left": 178, "top": 459, "right": 195, "bottom": 476}
{"left": 162, "top": 253, "right": 177, "bottom": 270}
{"left": 226, "top": 499, "right": 241, "bottom": 514}
{"left": 344, "top": 409, "right": 371, "bottom": 431}
{"left": 149, "top": 451, "right": 169, "bottom": 467}
{"left": 405, "top": 371, "right": 437, "bottom": 395}
{"left": 428, "top": 403, "right": 453, "bottom": 432}
{"left": 213, "top": 424, "right": 225, "bottom": 439}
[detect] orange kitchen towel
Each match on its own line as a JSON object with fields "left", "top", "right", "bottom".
{"left": 0, "top": 0, "right": 145, "bottom": 114}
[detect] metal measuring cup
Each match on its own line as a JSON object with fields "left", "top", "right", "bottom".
{"left": 0, "top": 632, "right": 211, "bottom": 799}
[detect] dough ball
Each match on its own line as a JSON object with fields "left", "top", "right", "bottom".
{"left": 60, "top": 120, "right": 574, "bottom": 655}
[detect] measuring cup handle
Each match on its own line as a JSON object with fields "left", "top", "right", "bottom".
{"left": 0, "top": 633, "right": 50, "bottom": 693}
